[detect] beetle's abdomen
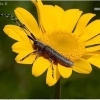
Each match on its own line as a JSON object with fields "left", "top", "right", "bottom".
{"left": 43, "top": 45, "right": 74, "bottom": 67}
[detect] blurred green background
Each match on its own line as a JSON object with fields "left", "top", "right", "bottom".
{"left": 0, "top": 0, "right": 100, "bottom": 99}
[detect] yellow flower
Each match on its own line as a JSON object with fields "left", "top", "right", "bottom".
{"left": 3, "top": 0, "right": 100, "bottom": 86}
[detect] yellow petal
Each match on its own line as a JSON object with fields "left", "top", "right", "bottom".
{"left": 86, "top": 45, "right": 100, "bottom": 52}
{"left": 90, "top": 51, "right": 100, "bottom": 55}
{"left": 31, "top": 0, "right": 42, "bottom": 25}
{"left": 32, "top": 57, "right": 50, "bottom": 77}
{"left": 46, "top": 64, "right": 60, "bottom": 86}
{"left": 87, "top": 55, "right": 100, "bottom": 68}
{"left": 80, "top": 20, "right": 100, "bottom": 41}
{"left": 14, "top": 7, "right": 42, "bottom": 38}
{"left": 53, "top": 5, "right": 64, "bottom": 30}
{"left": 82, "top": 51, "right": 100, "bottom": 60}
{"left": 40, "top": 5, "right": 55, "bottom": 33}
{"left": 74, "top": 13, "right": 96, "bottom": 36}
{"left": 85, "top": 34, "right": 100, "bottom": 46}
{"left": 32, "top": 0, "right": 46, "bottom": 34}
{"left": 82, "top": 55, "right": 93, "bottom": 60}
{"left": 67, "top": 11, "right": 83, "bottom": 33}
{"left": 32, "top": 0, "right": 55, "bottom": 33}
{"left": 73, "top": 58, "right": 92, "bottom": 74}
{"left": 61, "top": 9, "right": 82, "bottom": 33}
{"left": 12, "top": 41, "right": 34, "bottom": 53}
{"left": 58, "top": 64, "right": 72, "bottom": 78}
{"left": 15, "top": 51, "right": 36, "bottom": 64}
{"left": 3, "top": 25, "right": 29, "bottom": 41}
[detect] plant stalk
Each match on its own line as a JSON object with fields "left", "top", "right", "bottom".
{"left": 54, "top": 78, "right": 61, "bottom": 99}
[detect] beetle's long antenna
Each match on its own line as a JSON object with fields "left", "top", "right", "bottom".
{"left": 0, "top": 14, "right": 23, "bottom": 27}
{"left": 0, "top": 13, "right": 36, "bottom": 41}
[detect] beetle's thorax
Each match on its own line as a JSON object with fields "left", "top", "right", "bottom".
{"left": 34, "top": 40, "right": 45, "bottom": 50}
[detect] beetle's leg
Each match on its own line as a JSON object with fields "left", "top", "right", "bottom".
{"left": 20, "top": 50, "right": 37, "bottom": 61}
{"left": 49, "top": 58, "right": 54, "bottom": 78}
{"left": 32, "top": 49, "right": 42, "bottom": 65}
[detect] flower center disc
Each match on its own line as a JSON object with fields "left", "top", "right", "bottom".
{"left": 40, "top": 31, "right": 85, "bottom": 61}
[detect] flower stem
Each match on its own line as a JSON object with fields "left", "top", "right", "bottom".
{"left": 54, "top": 78, "right": 61, "bottom": 99}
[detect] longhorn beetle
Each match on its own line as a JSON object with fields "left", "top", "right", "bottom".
{"left": 0, "top": 13, "right": 74, "bottom": 78}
